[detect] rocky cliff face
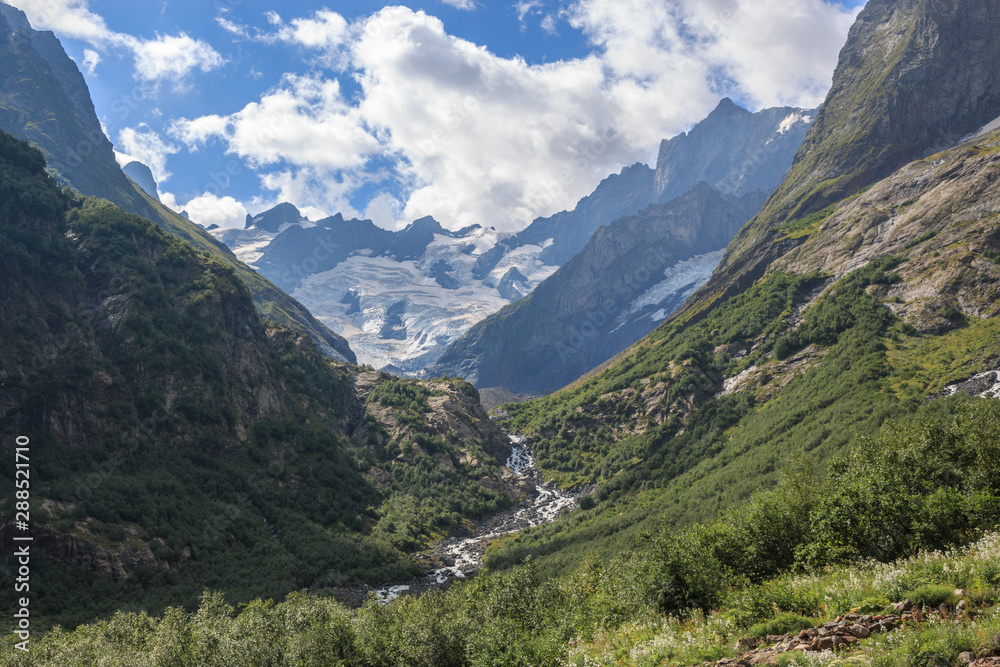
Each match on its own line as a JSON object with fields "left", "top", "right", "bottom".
{"left": 770, "top": 135, "right": 1000, "bottom": 333}
{"left": 428, "top": 100, "right": 813, "bottom": 396}
{"left": 499, "top": 162, "right": 657, "bottom": 269}
{"left": 654, "top": 99, "right": 813, "bottom": 204}
{"left": 0, "top": 2, "right": 124, "bottom": 203}
{"left": 489, "top": 0, "right": 1000, "bottom": 530}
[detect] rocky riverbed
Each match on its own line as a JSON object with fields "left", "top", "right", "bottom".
{"left": 354, "top": 437, "right": 576, "bottom": 604}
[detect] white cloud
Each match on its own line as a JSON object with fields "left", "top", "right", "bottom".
{"left": 169, "top": 114, "right": 229, "bottom": 147}
{"left": 8, "top": 1, "right": 224, "bottom": 87}
{"left": 277, "top": 10, "right": 350, "bottom": 50}
{"left": 215, "top": 16, "right": 248, "bottom": 39}
{"left": 174, "top": 74, "right": 377, "bottom": 171}
{"left": 515, "top": 1, "right": 540, "bottom": 24}
{"left": 171, "top": 2, "right": 858, "bottom": 232}
{"left": 112, "top": 149, "right": 133, "bottom": 169}
{"left": 9, "top": 0, "right": 112, "bottom": 43}
{"left": 127, "top": 32, "right": 225, "bottom": 84}
{"left": 350, "top": 7, "right": 676, "bottom": 229}
{"left": 441, "top": 0, "right": 476, "bottom": 9}
{"left": 81, "top": 48, "right": 100, "bottom": 74}
{"left": 251, "top": 167, "right": 361, "bottom": 224}
{"left": 568, "top": 0, "right": 860, "bottom": 109}
{"left": 171, "top": 193, "right": 249, "bottom": 229}
{"left": 540, "top": 15, "right": 557, "bottom": 34}
{"left": 363, "top": 193, "right": 407, "bottom": 231}
{"left": 116, "top": 125, "right": 178, "bottom": 183}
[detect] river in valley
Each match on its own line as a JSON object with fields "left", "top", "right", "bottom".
{"left": 372, "top": 436, "right": 576, "bottom": 603}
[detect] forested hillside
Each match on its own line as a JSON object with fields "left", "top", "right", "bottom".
{"left": 0, "top": 132, "right": 521, "bottom": 627}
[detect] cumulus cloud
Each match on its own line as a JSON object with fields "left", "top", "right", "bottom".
{"left": 172, "top": 193, "right": 249, "bottom": 229}
{"left": 172, "top": 74, "right": 377, "bottom": 171}
{"left": 252, "top": 167, "right": 361, "bottom": 224}
{"left": 222, "top": 9, "right": 354, "bottom": 69}
{"left": 276, "top": 10, "right": 350, "bottom": 50}
{"left": 169, "top": 114, "right": 229, "bottom": 148}
{"left": 172, "top": 1, "right": 859, "bottom": 232}
{"left": 116, "top": 125, "right": 178, "bottom": 183}
{"left": 9, "top": 0, "right": 112, "bottom": 43}
{"left": 127, "top": 32, "right": 225, "bottom": 84}
{"left": 568, "top": 0, "right": 859, "bottom": 109}
{"left": 81, "top": 48, "right": 100, "bottom": 74}
{"left": 9, "top": 0, "right": 224, "bottom": 86}
{"left": 363, "top": 192, "right": 407, "bottom": 231}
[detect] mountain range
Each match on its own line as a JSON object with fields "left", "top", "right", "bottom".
{"left": 432, "top": 99, "right": 812, "bottom": 394}
{"left": 214, "top": 99, "right": 812, "bottom": 380}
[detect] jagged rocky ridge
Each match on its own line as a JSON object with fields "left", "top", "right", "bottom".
{"left": 212, "top": 101, "right": 811, "bottom": 378}
{"left": 213, "top": 207, "right": 534, "bottom": 373}
{"left": 432, "top": 185, "right": 769, "bottom": 395}
{"left": 719, "top": 0, "right": 1000, "bottom": 276}
{"left": 210, "top": 163, "right": 664, "bottom": 374}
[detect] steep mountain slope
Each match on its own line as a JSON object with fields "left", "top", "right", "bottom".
{"left": 494, "top": 100, "right": 812, "bottom": 270}
{"left": 721, "top": 0, "right": 1000, "bottom": 269}
{"left": 432, "top": 185, "right": 767, "bottom": 395}
{"left": 489, "top": 162, "right": 657, "bottom": 269}
{"left": 211, "top": 163, "right": 664, "bottom": 374}
{"left": 0, "top": 2, "right": 355, "bottom": 362}
{"left": 0, "top": 133, "right": 520, "bottom": 626}
{"left": 215, "top": 102, "right": 811, "bottom": 376}
{"left": 121, "top": 160, "right": 160, "bottom": 202}
{"left": 484, "top": 0, "right": 1000, "bottom": 573}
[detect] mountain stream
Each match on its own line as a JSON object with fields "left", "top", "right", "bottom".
{"left": 373, "top": 436, "right": 576, "bottom": 603}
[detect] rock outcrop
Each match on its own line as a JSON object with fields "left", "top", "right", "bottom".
{"left": 722, "top": 597, "right": 989, "bottom": 666}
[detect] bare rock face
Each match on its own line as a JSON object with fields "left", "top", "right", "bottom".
{"left": 433, "top": 98, "right": 814, "bottom": 397}
{"left": 771, "top": 132, "right": 1000, "bottom": 335}
{"left": 655, "top": 98, "right": 814, "bottom": 204}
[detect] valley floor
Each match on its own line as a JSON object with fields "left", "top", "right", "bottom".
{"left": 4, "top": 531, "right": 999, "bottom": 665}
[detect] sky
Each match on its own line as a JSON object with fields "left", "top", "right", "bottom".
{"left": 8, "top": 0, "right": 867, "bottom": 232}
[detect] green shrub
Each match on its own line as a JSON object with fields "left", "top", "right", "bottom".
{"left": 745, "top": 612, "right": 815, "bottom": 639}
{"left": 725, "top": 578, "right": 823, "bottom": 629}
{"left": 905, "top": 585, "right": 957, "bottom": 608}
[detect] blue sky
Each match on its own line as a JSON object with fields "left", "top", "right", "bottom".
{"left": 10, "top": 0, "right": 866, "bottom": 231}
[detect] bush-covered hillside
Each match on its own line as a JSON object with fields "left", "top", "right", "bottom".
{"left": 4, "top": 397, "right": 999, "bottom": 666}
{"left": 0, "top": 132, "right": 515, "bottom": 628}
